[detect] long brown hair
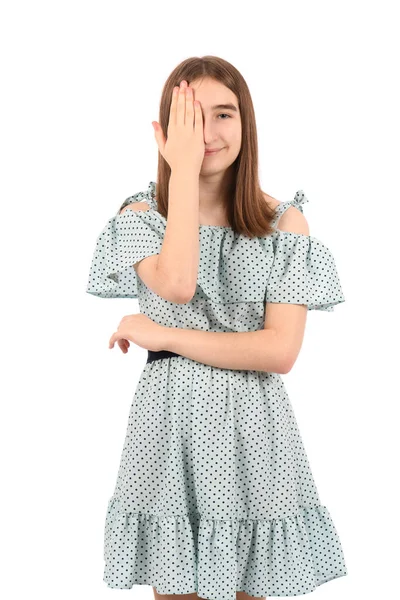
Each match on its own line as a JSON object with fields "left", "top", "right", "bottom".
{"left": 154, "top": 55, "right": 278, "bottom": 238}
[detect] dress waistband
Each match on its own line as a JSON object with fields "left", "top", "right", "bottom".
{"left": 147, "top": 350, "right": 183, "bottom": 363}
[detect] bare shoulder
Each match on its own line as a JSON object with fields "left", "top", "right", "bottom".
{"left": 277, "top": 205, "right": 310, "bottom": 236}
{"left": 262, "top": 192, "right": 281, "bottom": 211}
{"left": 119, "top": 201, "right": 150, "bottom": 215}
{"left": 261, "top": 192, "right": 309, "bottom": 235}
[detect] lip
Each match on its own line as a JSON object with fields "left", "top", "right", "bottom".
{"left": 205, "top": 148, "right": 223, "bottom": 156}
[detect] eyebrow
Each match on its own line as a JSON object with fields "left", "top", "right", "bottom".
{"left": 210, "top": 103, "right": 238, "bottom": 112}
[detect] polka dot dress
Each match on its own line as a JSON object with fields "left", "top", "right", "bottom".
{"left": 86, "top": 181, "right": 348, "bottom": 599}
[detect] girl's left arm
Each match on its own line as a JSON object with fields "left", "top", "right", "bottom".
{"left": 163, "top": 327, "right": 287, "bottom": 374}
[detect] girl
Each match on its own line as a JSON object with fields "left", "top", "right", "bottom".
{"left": 86, "top": 55, "right": 348, "bottom": 600}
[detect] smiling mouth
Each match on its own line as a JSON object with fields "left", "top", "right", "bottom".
{"left": 205, "top": 148, "right": 223, "bottom": 156}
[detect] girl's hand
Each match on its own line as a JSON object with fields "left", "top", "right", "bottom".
{"left": 152, "top": 79, "right": 205, "bottom": 175}
{"left": 108, "top": 313, "right": 168, "bottom": 354}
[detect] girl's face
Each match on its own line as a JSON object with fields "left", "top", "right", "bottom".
{"left": 189, "top": 77, "right": 242, "bottom": 174}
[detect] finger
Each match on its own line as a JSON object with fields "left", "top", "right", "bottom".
{"left": 154, "top": 122, "right": 166, "bottom": 155}
{"left": 153, "top": 121, "right": 164, "bottom": 140}
{"left": 194, "top": 100, "right": 203, "bottom": 134}
{"left": 185, "top": 86, "right": 194, "bottom": 127}
{"left": 154, "top": 123, "right": 165, "bottom": 155}
{"left": 118, "top": 339, "right": 128, "bottom": 353}
{"left": 109, "top": 333, "right": 117, "bottom": 348}
{"left": 168, "top": 85, "right": 179, "bottom": 130}
{"left": 177, "top": 80, "right": 187, "bottom": 126}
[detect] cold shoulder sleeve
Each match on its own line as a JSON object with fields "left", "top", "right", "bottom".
{"left": 86, "top": 193, "right": 164, "bottom": 299}
{"left": 265, "top": 231, "right": 345, "bottom": 311}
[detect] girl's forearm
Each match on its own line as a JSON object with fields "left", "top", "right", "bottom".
{"left": 163, "top": 327, "right": 287, "bottom": 374}
{"left": 157, "top": 170, "right": 200, "bottom": 296}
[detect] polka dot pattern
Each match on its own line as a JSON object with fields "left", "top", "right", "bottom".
{"left": 86, "top": 182, "right": 348, "bottom": 599}
{"left": 86, "top": 183, "right": 345, "bottom": 312}
{"left": 265, "top": 232, "right": 345, "bottom": 310}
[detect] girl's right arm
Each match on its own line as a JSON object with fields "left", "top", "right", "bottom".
{"left": 141, "top": 80, "right": 205, "bottom": 302}
{"left": 127, "top": 168, "right": 201, "bottom": 304}
{"left": 157, "top": 168, "right": 200, "bottom": 300}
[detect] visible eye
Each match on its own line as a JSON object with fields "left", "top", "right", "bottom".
{"left": 218, "top": 113, "right": 231, "bottom": 119}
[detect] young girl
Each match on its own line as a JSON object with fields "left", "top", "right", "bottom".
{"left": 86, "top": 56, "right": 348, "bottom": 600}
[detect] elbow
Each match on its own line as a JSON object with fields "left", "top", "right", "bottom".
{"left": 168, "top": 281, "right": 196, "bottom": 304}
{"left": 271, "top": 332, "right": 297, "bottom": 374}
{"left": 280, "top": 359, "right": 293, "bottom": 375}
{"left": 175, "top": 290, "right": 196, "bottom": 304}
{"left": 264, "top": 329, "right": 295, "bottom": 374}
{"left": 156, "top": 261, "right": 196, "bottom": 304}
{"left": 279, "top": 351, "right": 298, "bottom": 374}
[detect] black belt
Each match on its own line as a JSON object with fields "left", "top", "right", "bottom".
{"left": 146, "top": 350, "right": 183, "bottom": 363}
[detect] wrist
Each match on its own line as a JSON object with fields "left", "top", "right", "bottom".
{"left": 170, "top": 167, "right": 200, "bottom": 180}
{"left": 162, "top": 326, "right": 178, "bottom": 352}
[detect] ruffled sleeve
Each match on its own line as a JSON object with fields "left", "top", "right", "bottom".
{"left": 265, "top": 231, "right": 345, "bottom": 311}
{"left": 85, "top": 194, "right": 164, "bottom": 299}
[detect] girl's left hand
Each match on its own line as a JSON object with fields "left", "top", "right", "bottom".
{"left": 108, "top": 313, "right": 169, "bottom": 354}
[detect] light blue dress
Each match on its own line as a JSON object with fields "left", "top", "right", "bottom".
{"left": 86, "top": 181, "right": 348, "bottom": 599}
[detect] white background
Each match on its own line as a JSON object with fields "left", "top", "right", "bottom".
{"left": 1, "top": 1, "right": 399, "bottom": 599}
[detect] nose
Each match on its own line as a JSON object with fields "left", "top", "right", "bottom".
{"left": 202, "top": 119, "right": 219, "bottom": 145}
